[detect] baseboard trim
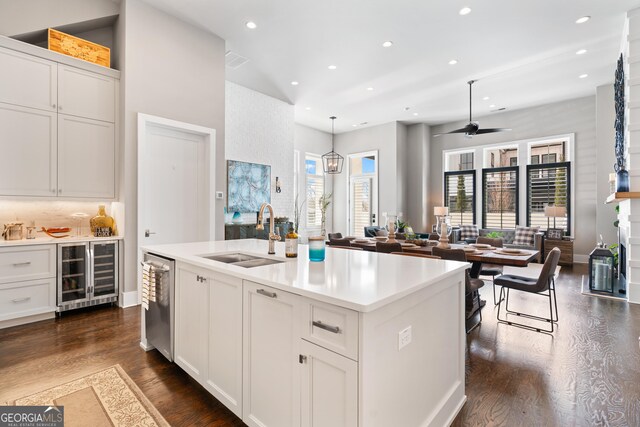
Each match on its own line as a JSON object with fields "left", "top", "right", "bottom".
{"left": 120, "top": 290, "right": 139, "bottom": 308}
{"left": 140, "top": 340, "right": 154, "bottom": 351}
{"left": 0, "top": 312, "right": 55, "bottom": 329}
{"left": 574, "top": 254, "right": 589, "bottom": 264}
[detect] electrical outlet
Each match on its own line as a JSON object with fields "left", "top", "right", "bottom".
{"left": 216, "top": 191, "right": 224, "bottom": 199}
{"left": 398, "top": 326, "right": 412, "bottom": 350}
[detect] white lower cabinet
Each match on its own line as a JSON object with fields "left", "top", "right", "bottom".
{"left": 174, "top": 266, "right": 208, "bottom": 382}
{"left": 174, "top": 263, "right": 243, "bottom": 416}
{"left": 243, "top": 281, "right": 301, "bottom": 427}
{"left": 300, "top": 339, "right": 358, "bottom": 427}
{"left": 206, "top": 272, "right": 243, "bottom": 417}
{"left": 175, "top": 271, "right": 359, "bottom": 427}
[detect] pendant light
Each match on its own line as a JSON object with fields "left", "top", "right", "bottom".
{"left": 322, "top": 116, "right": 344, "bottom": 174}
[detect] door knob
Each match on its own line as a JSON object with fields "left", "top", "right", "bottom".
{"left": 145, "top": 229, "right": 156, "bottom": 237}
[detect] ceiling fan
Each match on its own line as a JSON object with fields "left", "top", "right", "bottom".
{"left": 433, "top": 80, "right": 511, "bottom": 137}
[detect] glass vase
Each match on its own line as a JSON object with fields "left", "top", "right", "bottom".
{"left": 616, "top": 168, "right": 630, "bottom": 192}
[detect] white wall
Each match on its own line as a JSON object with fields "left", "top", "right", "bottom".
{"left": 596, "top": 84, "right": 618, "bottom": 247}
{"left": 333, "top": 122, "right": 400, "bottom": 234}
{"left": 120, "top": 0, "right": 226, "bottom": 293}
{"left": 405, "top": 123, "right": 431, "bottom": 232}
{"left": 0, "top": 0, "right": 119, "bottom": 37}
{"left": 225, "top": 82, "right": 295, "bottom": 223}
{"left": 293, "top": 124, "right": 333, "bottom": 238}
{"left": 430, "top": 96, "right": 597, "bottom": 258}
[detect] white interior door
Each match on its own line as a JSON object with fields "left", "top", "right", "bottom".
{"left": 137, "top": 114, "right": 215, "bottom": 298}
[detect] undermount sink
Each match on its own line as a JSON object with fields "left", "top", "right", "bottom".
{"left": 200, "top": 253, "right": 285, "bottom": 268}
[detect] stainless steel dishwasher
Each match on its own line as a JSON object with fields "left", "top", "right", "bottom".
{"left": 143, "top": 252, "right": 175, "bottom": 362}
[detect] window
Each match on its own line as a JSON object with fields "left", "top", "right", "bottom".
{"left": 541, "top": 153, "right": 557, "bottom": 164}
{"left": 305, "top": 155, "right": 324, "bottom": 228}
{"left": 486, "top": 147, "right": 517, "bottom": 168}
{"left": 445, "top": 151, "right": 474, "bottom": 171}
{"left": 444, "top": 171, "right": 476, "bottom": 226}
{"left": 531, "top": 155, "right": 540, "bottom": 165}
{"left": 482, "top": 166, "right": 519, "bottom": 229}
{"left": 527, "top": 162, "right": 570, "bottom": 231}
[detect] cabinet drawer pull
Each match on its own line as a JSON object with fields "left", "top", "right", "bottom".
{"left": 12, "top": 262, "right": 31, "bottom": 267}
{"left": 257, "top": 289, "right": 277, "bottom": 298}
{"left": 312, "top": 320, "right": 341, "bottom": 334}
{"left": 12, "top": 297, "right": 31, "bottom": 303}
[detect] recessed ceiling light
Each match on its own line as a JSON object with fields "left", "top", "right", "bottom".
{"left": 245, "top": 21, "right": 257, "bottom": 29}
{"left": 328, "top": 65, "right": 337, "bottom": 70}
{"left": 489, "top": 104, "right": 496, "bottom": 108}
{"left": 459, "top": 7, "right": 471, "bottom": 16}
{"left": 576, "top": 16, "right": 590, "bottom": 24}
{"left": 367, "top": 87, "right": 374, "bottom": 91}
{"left": 291, "top": 81, "right": 299, "bottom": 86}
{"left": 305, "top": 107, "right": 311, "bottom": 111}
{"left": 448, "top": 59, "right": 458, "bottom": 65}
{"left": 579, "top": 73, "right": 589, "bottom": 79}
{"left": 413, "top": 113, "right": 419, "bottom": 116}
{"left": 576, "top": 49, "right": 587, "bottom": 55}
{"left": 382, "top": 41, "right": 393, "bottom": 48}
{"left": 352, "top": 124, "right": 358, "bottom": 127}
{"left": 483, "top": 96, "right": 490, "bottom": 101}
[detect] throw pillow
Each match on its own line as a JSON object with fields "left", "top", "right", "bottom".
{"left": 375, "top": 229, "right": 389, "bottom": 237}
{"left": 459, "top": 225, "right": 479, "bottom": 240}
{"left": 513, "top": 226, "right": 539, "bottom": 246}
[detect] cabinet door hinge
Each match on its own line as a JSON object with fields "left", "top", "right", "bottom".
{"left": 299, "top": 354, "right": 307, "bottom": 364}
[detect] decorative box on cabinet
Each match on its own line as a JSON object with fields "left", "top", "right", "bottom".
{"left": 544, "top": 239, "right": 573, "bottom": 266}
{"left": 0, "top": 244, "right": 57, "bottom": 329}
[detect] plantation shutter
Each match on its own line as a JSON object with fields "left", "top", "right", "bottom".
{"left": 306, "top": 176, "right": 324, "bottom": 227}
{"left": 482, "top": 166, "right": 519, "bottom": 229}
{"left": 527, "top": 162, "right": 570, "bottom": 231}
{"left": 444, "top": 171, "right": 476, "bottom": 226}
{"left": 351, "top": 177, "right": 372, "bottom": 237}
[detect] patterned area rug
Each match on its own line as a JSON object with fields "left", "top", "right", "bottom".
{"left": 5, "top": 365, "right": 169, "bottom": 427}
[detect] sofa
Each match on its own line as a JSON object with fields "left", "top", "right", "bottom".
{"left": 451, "top": 227, "right": 545, "bottom": 262}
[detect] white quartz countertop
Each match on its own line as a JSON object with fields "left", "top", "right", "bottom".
{"left": 142, "top": 239, "right": 468, "bottom": 312}
{"left": 0, "top": 235, "right": 123, "bottom": 247}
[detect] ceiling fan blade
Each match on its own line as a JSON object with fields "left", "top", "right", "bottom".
{"left": 475, "top": 128, "right": 512, "bottom": 134}
{"left": 433, "top": 123, "right": 476, "bottom": 137}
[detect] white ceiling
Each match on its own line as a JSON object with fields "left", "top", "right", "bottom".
{"left": 144, "top": 0, "right": 640, "bottom": 133}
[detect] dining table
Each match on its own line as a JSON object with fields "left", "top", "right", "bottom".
{"left": 346, "top": 238, "right": 540, "bottom": 278}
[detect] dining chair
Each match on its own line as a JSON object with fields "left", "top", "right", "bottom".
{"left": 327, "top": 232, "right": 343, "bottom": 241}
{"left": 391, "top": 252, "right": 440, "bottom": 259}
{"left": 329, "top": 238, "right": 353, "bottom": 247}
{"left": 375, "top": 241, "right": 402, "bottom": 254}
{"left": 428, "top": 233, "right": 440, "bottom": 241}
{"left": 494, "top": 247, "right": 561, "bottom": 334}
{"left": 331, "top": 246, "right": 363, "bottom": 251}
{"left": 476, "top": 236, "right": 504, "bottom": 305}
{"left": 432, "top": 247, "right": 484, "bottom": 333}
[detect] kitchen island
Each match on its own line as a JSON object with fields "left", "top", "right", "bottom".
{"left": 141, "top": 239, "right": 468, "bottom": 427}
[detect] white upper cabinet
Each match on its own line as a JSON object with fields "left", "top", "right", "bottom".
{"left": 58, "top": 115, "right": 115, "bottom": 198}
{"left": 0, "top": 47, "right": 57, "bottom": 112}
{"left": 0, "top": 104, "right": 57, "bottom": 197}
{"left": 58, "top": 65, "right": 115, "bottom": 123}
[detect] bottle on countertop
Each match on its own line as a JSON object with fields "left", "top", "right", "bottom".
{"left": 285, "top": 226, "right": 299, "bottom": 258}
{"left": 90, "top": 205, "right": 117, "bottom": 237}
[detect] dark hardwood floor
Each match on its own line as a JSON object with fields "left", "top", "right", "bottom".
{"left": 1, "top": 264, "right": 639, "bottom": 426}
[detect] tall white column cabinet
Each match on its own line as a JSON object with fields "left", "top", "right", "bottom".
{"left": 0, "top": 37, "right": 119, "bottom": 199}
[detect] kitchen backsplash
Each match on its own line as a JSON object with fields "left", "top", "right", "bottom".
{"left": 0, "top": 201, "right": 124, "bottom": 237}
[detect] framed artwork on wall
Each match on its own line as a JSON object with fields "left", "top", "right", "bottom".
{"left": 227, "top": 160, "right": 271, "bottom": 213}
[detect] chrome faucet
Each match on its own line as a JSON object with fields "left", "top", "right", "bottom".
{"left": 256, "top": 203, "right": 281, "bottom": 254}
